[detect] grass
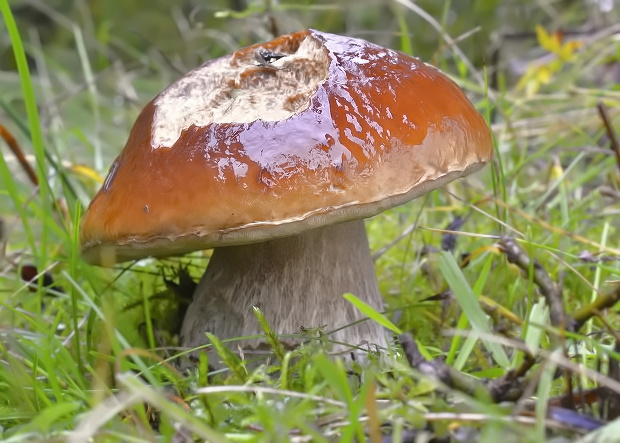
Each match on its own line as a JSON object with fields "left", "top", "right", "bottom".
{"left": 1, "top": 0, "right": 620, "bottom": 441}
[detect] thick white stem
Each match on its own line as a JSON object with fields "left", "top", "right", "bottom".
{"left": 180, "top": 219, "right": 387, "bottom": 360}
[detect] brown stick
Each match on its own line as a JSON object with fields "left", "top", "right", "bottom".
{"left": 400, "top": 332, "right": 532, "bottom": 402}
{"left": 596, "top": 102, "right": 620, "bottom": 172}
{"left": 400, "top": 333, "right": 485, "bottom": 396}
{"left": 498, "top": 237, "right": 572, "bottom": 332}
{"left": 573, "top": 284, "right": 620, "bottom": 330}
{"left": 596, "top": 102, "right": 620, "bottom": 174}
{"left": 0, "top": 124, "right": 38, "bottom": 186}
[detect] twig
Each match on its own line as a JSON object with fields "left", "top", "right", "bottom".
{"left": 596, "top": 102, "right": 620, "bottom": 173}
{"left": 486, "top": 354, "right": 537, "bottom": 402}
{"left": 265, "top": 0, "right": 281, "bottom": 37}
{"left": 0, "top": 124, "right": 38, "bottom": 186}
{"left": 498, "top": 237, "right": 572, "bottom": 332}
{"left": 572, "top": 284, "right": 620, "bottom": 330}
{"left": 399, "top": 333, "right": 488, "bottom": 397}
{"left": 400, "top": 327, "right": 620, "bottom": 428}
{"left": 497, "top": 237, "right": 578, "bottom": 409}
{"left": 600, "top": 186, "right": 620, "bottom": 200}
{"left": 401, "top": 332, "right": 540, "bottom": 403}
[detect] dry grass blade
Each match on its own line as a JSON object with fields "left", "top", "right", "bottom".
{"left": 0, "top": 124, "right": 38, "bottom": 186}
{"left": 68, "top": 391, "right": 144, "bottom": 443}
{"left": 195, "top": 385, "right": 347, "bottom": 408}
{"left": 491, "top": 198, "right": 620, "bottom": 255}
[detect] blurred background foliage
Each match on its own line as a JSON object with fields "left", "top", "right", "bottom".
{"left": 3, "top": 0, "right": 619, "bottom": 80}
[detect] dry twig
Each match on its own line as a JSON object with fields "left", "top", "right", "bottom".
{"left": 498, "top": 237, "right": 572, "bottom": 332}
{"left": 0, "top": 124, "right": 38, "bottom": 186}
{"left": 399, "top": 333, "right": 530, "bottom": 401}
{"left": 596, "top": 102, "right": 620, "bottom": 172}
{"left": 573, "top": 284, "right": 620, "bottom": 330}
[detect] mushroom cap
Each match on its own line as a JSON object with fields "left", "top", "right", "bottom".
{"left": 80, "top": 29, "right": 493, "bottom": 265}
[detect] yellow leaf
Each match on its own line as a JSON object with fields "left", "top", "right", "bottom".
{"left": 536, "top": 25, "right": 583, "bottom": 60}
{"left": 537, "top": 66, "right": 552, "bottom": 84}
{"left": 558, "top": 40, "right": 583, "bottom": 61}
{"left": 71, "top": 165, "right": 105, "bottom": 184}
{"left": 549, "top": 157, "right": 564, "bottom": 181}
{"left": 516, "top": 64, "right": 548, "bottom": 96}
{"left": 536, "top": 26, "right": 561, "bottom": 53}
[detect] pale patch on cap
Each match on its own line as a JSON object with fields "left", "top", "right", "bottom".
{"left": 150, "top": 35, "right": 330, "bottom": 149}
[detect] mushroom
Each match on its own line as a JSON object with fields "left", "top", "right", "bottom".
{"left": 80, "top": 30, "right": 493, "bottom": 362}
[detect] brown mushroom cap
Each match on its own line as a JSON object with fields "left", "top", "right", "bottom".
{"left": 80, "top": 29, "right": 493, "bottom": 265}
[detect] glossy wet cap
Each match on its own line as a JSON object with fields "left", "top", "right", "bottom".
{"left": 80, "top": 29, "right": 493, "bottom": 265}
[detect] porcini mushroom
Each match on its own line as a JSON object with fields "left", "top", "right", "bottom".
{"left": 80, "top": 30, "right": 493, "bottom": 361}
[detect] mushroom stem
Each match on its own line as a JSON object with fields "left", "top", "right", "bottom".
{"left": 180, "top": 219, "right": 387, "bottom": 361}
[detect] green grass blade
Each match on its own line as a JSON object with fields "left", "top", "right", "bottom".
{"left": 343, "top": 293, "right": 402, "bottom": 334}
{"left": 0, "top": 142, "right": 35, "bottom": 250}
{"left": 438, "top": 252, "right": 510, "bottom": 368}
{"left": 206, "top": 333, "right": 247, "bottom": 381}
{"left": 253, "top": 306, "right": 286, "bottom": 363}
{"left": 69, "top": 203, "right": 84, "bottom": 373}
{"left": 535, "top": 350, "right": 559, "bottom": 441}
